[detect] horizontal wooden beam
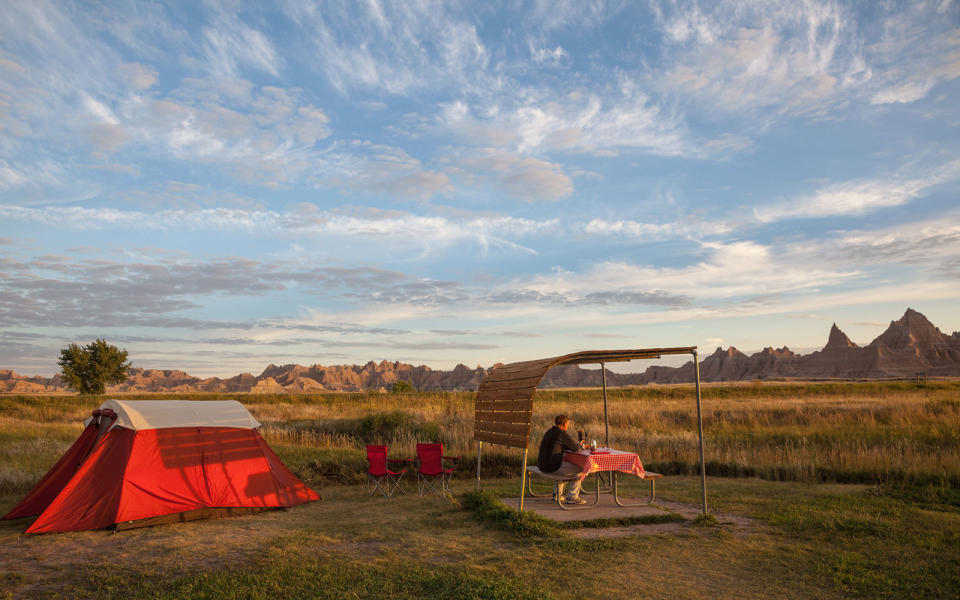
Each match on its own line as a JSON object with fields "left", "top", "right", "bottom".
{"left": 474, "top": 429, "right": 529, "bottom": 448}
{"left": 474, "top": 387, "right": 537, "bottom": 403}
{"left": 474, "top": 421, "right": 530, "bottom": 436}
{"left": 474, "top": 399, "right": 533, "bottom": 412}
{"left": 473, "top": 408, "right": 533, "bottom": 423}
{"left": 477, "top": 375, "right": 544, "bottom": 391}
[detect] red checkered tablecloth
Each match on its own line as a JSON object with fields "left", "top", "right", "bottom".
{"left": 562, "top": 448, "right": 646, "bottom": 480}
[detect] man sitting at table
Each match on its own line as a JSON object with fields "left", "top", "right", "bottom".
{"left": 537, "top": 414, "right": 586, "bottom": 504}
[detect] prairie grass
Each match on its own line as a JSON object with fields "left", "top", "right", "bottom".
{"left": 2, "top": 381, "right": 959, "bottom": 495}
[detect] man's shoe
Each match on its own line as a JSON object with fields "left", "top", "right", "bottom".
{"left": 563, "top": 496, "right": 587, "bottom": 505}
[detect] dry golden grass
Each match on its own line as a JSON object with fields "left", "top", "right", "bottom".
{"left": 253, "top": 382, "right": 960, "bottom": 485}
{"left": 3, "top": 381, "right": 957, "bottom": 494}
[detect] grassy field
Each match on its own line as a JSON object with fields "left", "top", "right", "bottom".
{"left": 0, "top": 381, "right": 958, "bottom": 598}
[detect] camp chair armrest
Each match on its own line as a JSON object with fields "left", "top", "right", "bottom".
{"left": 441, "top": 455, "right": 460, "bottom": 461}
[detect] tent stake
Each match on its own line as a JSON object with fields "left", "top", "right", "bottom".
{"left": 693, "top": 349, "right": 708, "bottom": 514}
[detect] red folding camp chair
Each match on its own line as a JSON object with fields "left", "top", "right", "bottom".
{"left": 415, "top": 443, "right": 460, "bottom": 497}
{"left": 366, "top": 445, "right": 410, "bottom": 498}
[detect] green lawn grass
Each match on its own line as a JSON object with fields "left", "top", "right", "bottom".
{"left": 3, "top": 477, "right": 956, "bottom": 599}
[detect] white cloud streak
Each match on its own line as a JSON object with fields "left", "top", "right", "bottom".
{"left": 756, "top": 160, "right": 960, "bottom": 222}
{"left": 280, "top": 1, "right": 490, "bottom": 96}
{"left": 654, "top": 0, "right": 960, "bottom": 117}
{"left": 0, "top": 204, "right": 559, "bottom": 250}
{"left": 522, "top": 240, "right": 858, "bottom": 301}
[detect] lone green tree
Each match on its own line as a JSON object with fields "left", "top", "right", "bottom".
{"left": 390, "top": 380, "right": 415, "bottom": 394}
{"left": 57, "top": 339, "right": 130, "bottom": 395}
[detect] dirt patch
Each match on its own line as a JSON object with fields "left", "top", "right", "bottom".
{"left": 0, "top": 504, "right": 328, "bottom": 598}
{"left": 567, "top": 499, "right": 762, "bottom": 540}
{"left": 570, "top": 521, "right": 690, "bottom": 538}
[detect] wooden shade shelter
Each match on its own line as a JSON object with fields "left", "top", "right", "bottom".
{"left": 473, "top": 347, "right": 708, "bottom": 513}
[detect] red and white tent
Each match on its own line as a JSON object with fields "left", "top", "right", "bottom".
{"left": 3, "top": 400, "right": 320, "bottom": 534}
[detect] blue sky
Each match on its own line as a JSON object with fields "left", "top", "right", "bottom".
{"left": 1, "top": 1, "right": 959, "bottom": 377}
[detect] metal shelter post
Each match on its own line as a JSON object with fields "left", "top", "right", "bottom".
{"left": 475, "top": 441, "right": 483, "bottom": 491}
{"left": 693, "top": 349, "right": 708, "bottom": 514}
{"left": 601, "top": 361, "right": 610, "bottom": 448}
{"left": 518, "top": 447, "right": 529, "bottom": 511}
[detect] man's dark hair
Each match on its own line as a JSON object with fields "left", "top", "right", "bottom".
{"left": 555, "top": 414, "right": 569, "bottom": 426}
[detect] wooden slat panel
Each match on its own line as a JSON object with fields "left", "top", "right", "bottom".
{"left": 474, "top": 387, "right": 537, "bottom": 403}
{"left": 474, "top": 411, "right": 531, "bottom": 424}
{"left": 478, "top": 376, "right": 543, "bottom": 391}
{"left": 474, "top": 399, "right": 533, "bottom": 412}
{"left": 480, "top": 373, "right": 544, "bottom": 386}
{"left": 473, "top": 430, "right": 528, "bottom": 448}
{"left": 474, "top": 421, "right": 530, "bottom": 436}
{"left": 480, "top": 378, "right": 543, "bottom": 390}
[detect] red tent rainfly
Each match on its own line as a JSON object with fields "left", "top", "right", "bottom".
{"left": 3, "top": 400, "right": 320, "bottom": 534}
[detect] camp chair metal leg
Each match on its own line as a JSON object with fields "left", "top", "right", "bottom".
{"left": 612, "top": 472, "right": 655, "bottom": 507}
{"left": 388, "top": 472, "right": 406, "bottom": 497}
{"left": 368, "top": 475, "right": 389, "bottom": 498}
{"left": 417, "top": 473, "right": 449, "bottom": 497}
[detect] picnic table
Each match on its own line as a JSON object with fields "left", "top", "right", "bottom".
{"left": 562, "top": 448, "right": 646, "bottom": 479}
{"left": 525, "top": 447, "right": 663, "bottom": 510}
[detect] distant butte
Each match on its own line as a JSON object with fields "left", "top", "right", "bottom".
{"left": 2, "top": 308, "right": 958, "bottom": 394}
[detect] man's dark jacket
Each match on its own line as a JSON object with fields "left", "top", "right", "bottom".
{"left": 537, "top": 426, "right": 580, "bottom": 473}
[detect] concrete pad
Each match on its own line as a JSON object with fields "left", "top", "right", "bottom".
{"left": 499, "top": 492, "right": 674, "bottom": 522}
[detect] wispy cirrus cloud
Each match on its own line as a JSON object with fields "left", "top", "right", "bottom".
{"left": 279, "top": 1, "right": 490, "bottom": 96}
{"left": 755, "top": 160, "right": 960, "bottom": 223}
{"left": 791, "top": 216, "right": 960, "bottom": 274}
{"left": 438, "top": 84, "right": 694, "bottom": 159}
{"left": 202, "top": 8, "right": 282, "bottom": 79}
{"left": 0, "top": 203, "right": 559, "bottom": 253}
{"left": 328, "top": 142, "right": 453, "bottom": 200}
{"left": 584, "top": 217, "right": 736, "bottom": 240}
{"left": 0, "top": 252, "right": 448, "bottom": 328}
{"left": 456, "top": 151, "right": 574, "bottom": 201}
{"left": 521, "top": 240, "right": 858, "bottom": 303}
{"left": 0, "top": 2, "right": 332, "bottom": 189}
{"left": 654, "top": 0, "right": 960, "bottom": 118}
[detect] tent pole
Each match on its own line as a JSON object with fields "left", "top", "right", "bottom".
{"left": 475, "top": 441, "right": 483, "bottom": 491}
{"left": 601, "top": 361, "right": 609, "bottom": 448}
{"left": 519, "top": 447, "right": 529, "bottom": 511}
{"left": 693, "top": 349, "right": 708, "bottom": 514}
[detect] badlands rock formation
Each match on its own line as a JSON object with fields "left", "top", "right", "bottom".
{"left": 2, "top": 309, "right": 958, "bottom": 394}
